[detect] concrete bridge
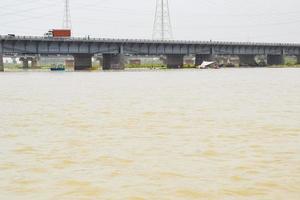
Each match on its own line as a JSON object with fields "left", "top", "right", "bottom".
{"left": 1, "top": 35, "right": 300, "bottom": 71}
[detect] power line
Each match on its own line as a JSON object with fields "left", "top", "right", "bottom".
{"left": 0, "top": 2, "right": 59, "bottom": 17}
{"left": 0, "top": 0, "right": 47, "bottom": 10}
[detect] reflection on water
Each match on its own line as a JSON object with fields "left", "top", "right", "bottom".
{"left": 0, "top": 68, "right": 300, "bottom": 200}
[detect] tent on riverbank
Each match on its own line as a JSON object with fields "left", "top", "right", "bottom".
{"left": 196, "top": 61, "right": 218, "bottom": 69}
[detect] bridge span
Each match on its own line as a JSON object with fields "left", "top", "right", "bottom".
{"left": 1, "top": 35, "right": 300, "bottom": 71}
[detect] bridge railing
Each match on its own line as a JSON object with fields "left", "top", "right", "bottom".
{"left": 0, "top": 35, "right": 299, "bottom": 47}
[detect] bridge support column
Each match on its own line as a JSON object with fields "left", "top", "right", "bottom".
{"left": 166, "top": 54, "right": 184, "bottom": 68}
{"left": 267, "top": 55, "right": 284, "bottom": 66}
{"left": 26, "top": 57, "right": 38, "bottom": 68}
{"left": 0, "top": 54, "right": 3, "bottom": 72}
{"left": 19, "top": 57, "right": 29, "bottom": 69}
{"left": 239, "top": 55, "right": 257, "bottom": 66}
{"left": 296, "top": 56, "right": 300, "bottom": 64}
{"left": 31, "top": 57, "right": 38, "bottom": 68}
{"left": 73, "top": 54, "right": 92, "bottom": 70}
{"left": 102, "top": 54, "right": 125, "bottom": 70}
{"left": 195, "top": 54, "right": 213, "bottom": 66}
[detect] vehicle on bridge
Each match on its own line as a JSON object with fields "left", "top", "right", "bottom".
{"left": 44, "top": 29, "right": 71, "bottom": 38}
{"left": 7, "top": 34, "right": 15, "bottom": 38}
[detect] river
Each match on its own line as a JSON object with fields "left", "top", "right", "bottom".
{"left": 0, "top": 68, "right": 300, "bottom": 200}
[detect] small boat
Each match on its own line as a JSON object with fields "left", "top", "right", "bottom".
{"left": 50, "top": 67, "right": 65, "bottom": 71}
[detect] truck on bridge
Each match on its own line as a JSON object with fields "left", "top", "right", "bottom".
{"left": 44, "top": 29, "right": 71, "bottom": 38}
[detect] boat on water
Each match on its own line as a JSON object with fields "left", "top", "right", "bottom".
{"left": 50, "top": 67, "right": 65, "bottom": 71}
{"left": 50, "top": 64, "right": 65, "bottom": 71}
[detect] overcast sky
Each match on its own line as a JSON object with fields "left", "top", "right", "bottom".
{"left": 1, "top": 0, "right": 300, "bottom": 43}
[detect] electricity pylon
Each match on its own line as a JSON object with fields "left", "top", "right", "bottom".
{"left": 62, "top": 0, "right": 72, "bottom": 29}
{"left": 152, "top": 0, "right": 173, "bottom": 40}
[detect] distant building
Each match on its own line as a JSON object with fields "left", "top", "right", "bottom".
{"left": 184, "top": 56, "right": 195, "bottom": 66}
{"left": 39, "top": 55, "right": 73, "bottom": 66}
{"left": 65, "top": 60, "right": 74, "bottom": 69}
{"left": 129, "top": 59, "right": 141, "bottom": 65}
{"left": 128, "top": 56, "right": 163, "bottom": 65}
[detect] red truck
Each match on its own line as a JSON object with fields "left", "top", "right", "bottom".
{"left": 44, "top": 29, "right": 71, "bottom": 38}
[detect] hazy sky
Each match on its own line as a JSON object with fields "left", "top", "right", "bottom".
{"left": 1, "top": 0, "right": 300, "bottom": 43}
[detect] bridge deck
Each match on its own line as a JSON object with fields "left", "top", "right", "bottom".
{"left": 1, "top": 35, "right": 299, "bottom": 47}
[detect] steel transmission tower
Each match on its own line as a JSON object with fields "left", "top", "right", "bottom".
{"left": 152, "top": 0, "right": 173, "bottom": 40}
{"left": 62, "top": 0, "right": 72, "bottom": 29}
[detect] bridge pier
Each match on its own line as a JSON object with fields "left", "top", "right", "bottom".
{"left": 296, "top": 56, "right": 300, "bottom": 64}
{"left": 102, "top": 54, "right": 125, "bottom": 70}
{"left": 19, "top": 57, "right": 39, "bottom": 69}
{"left": 166, "top": 54, "right": 184, "bottom": 68}
{"left": 267, "top": 55, "right": 284, "bottom": 66}
{"left": 195, "top": 54, "right": 213, "bottom": 66}
{"left": 19, "top": 57, "right": 29, "bottom": 69}
{"left": 0, "top": 54, "right": 3, "bottom": 72}
{"left": 30, "top": 57, "right": 38, "bottom": 68}
{"left": 239, "top": 55, "right": 257, "bottom": 66}
{"left": 73, "top": 54, "right": 92, "bottom": 70}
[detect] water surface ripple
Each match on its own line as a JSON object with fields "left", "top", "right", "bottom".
{"left": 0, "top": 68, "right": 300, "bottom": 200}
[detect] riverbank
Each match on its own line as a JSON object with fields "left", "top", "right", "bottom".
{"left": 2, "top": 64, "right": 300, "bottom": 72}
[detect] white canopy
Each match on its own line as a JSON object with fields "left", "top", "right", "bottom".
{"left": 197, "top": 61, "right": 216, "bottom": 69}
